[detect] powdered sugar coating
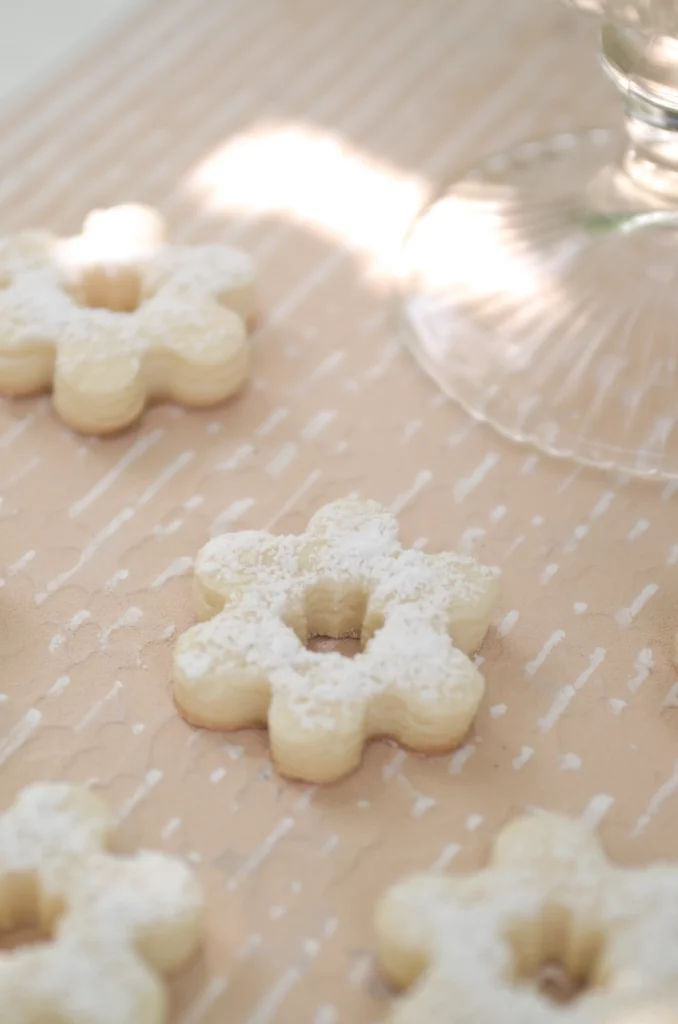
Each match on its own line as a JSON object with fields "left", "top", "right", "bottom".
{"left": 376, "top": 813, "right": 678, "bottom": 1024}
{"left": 173, "top": 498, "right": 500, "bottom": 782}
{"left": 0, "top": 782, "right": 203, "bottom": 1024}
{"left": 0, "top": 204, "right": 254, "bottom": 434}
{"left": 144, "top": 243, "right": 255, "bottom": 322}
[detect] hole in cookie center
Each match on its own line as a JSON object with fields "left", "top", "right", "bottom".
{"left": 302, "top": 585, "right": 373, "bottom": 658}
{"left": 509, "top": 917, "right": 602, "bottom": 1006}
{"left": 306, "top": 635, "right": 362, "bottom": 658}
{"left": 0, "top": 874, "right": 58, "bottom": 951}
{"left": 535, "top": 961, "right": 587, "bottom": 1004}
{"left": 76, "top": 266, "right": 143, "bottom": 313}
{"left": 0, "top": 923, "right": 51, "bottom": 951}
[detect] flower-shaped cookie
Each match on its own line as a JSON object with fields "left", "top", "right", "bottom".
{"left": 376, "top": 813, "right": 678, "bottom": 1023}
{"left": 0, "top": 204, "right": 254, "bottom": 433}
{"left": 173, "top": 498, "right": 500, "bottom": 782}
{"left": 0, "top": 781, "right": 203, "bottom": 1024}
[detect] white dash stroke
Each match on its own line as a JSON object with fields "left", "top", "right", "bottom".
{"left": 301, "top": 409, "right": 337, "bottom": 441}
{"left": 39, "top": 449, "right": 194, "bottom": 602}
{"left": 68, "top": 429, "right": 163, "bottom": 517}
{"left": 216, "top": 443, "right": 254, "bottom": 472}
{"left": 459, "top": 527, "right": 486, "bottom": 555}
{"left": 564, "top": 524, "right": 589, "bottom": 553}
{"left": 100, "top": 607, "right": 143, "bottom": 649}
{"left": 449, "top": 743, "right": 476, "bottom": 774}
{"left": 560, "top": 753, "right": 582, "bottom": 771}
{"left": 591, "top": 490, "right": 616, "bottom": 520}
{"left": 178, "top": 977, "right": 229, "bottom": 1024}
{"left": 68, "top": 610, "right": 91, "bottom": 631}
{"left": 382, "top": 749, "right": 407, "bottom": 781}
{"left": 4, "top": 454, "right": 39, "bottom": 489}
{"left": 49, "top": 633, "right": 65, "bottom": 653}
{"left": 268, "top": 250, "right": 344, "bottom": 327}
{"left": 266, "top": 442, "right": 299, "bottom": 478}
{"left": 347, "top": 951, "right": 373, "bottom": 988}
{"left": 265, "top": 470, "right": 322, "bottom": 531}
{"left": 73, "top": 680, "right": 123, "bottom": 732}
{"left": 161, "top": 816, "right": 182, "bottom": 841}
{"left": 229, "top": 817, "right": 295, "bottom": 891}
{"left": 0, "top": 412, "right": 36, "bottom": 448}
{"left": 633, "top": 760, "right": 678, "bottom": 836}
{"left": 151, "top": 556, "right": 194, "bottom": 590}
{"left": 294, "top": 786, "right": 315, "bottom": 812}
{"left": 137, "top": 451, "right": 194, "bottom": 505}
{"left": 430, "top": 843, "right": 462, "bottom": 868}
{"left": 627, "top": 648, "right": 654, "bottom": 694}
{"left": 615, "top": 583, "right": 659, "bottom": 628}
{"left": 497, "top": 610, "right": 519, "bottom": 638}
{"left": 246, "top": 965, "right": 303, "bottom": 1024}
{"left": 539, "top": 647, "right": 607, "bottom": 732}
{"left": 540, "top": 686, "right": 575, "bottom": 732}
{"left": 211, "top": 498, "right": 255, "bottom": 537}
{"left": 8, "top": 549, "right": 35, "bottom": 575}
{"left": 309, "top": 350, "right": 345, "bottom": 380}
{"left": 525, "top": 630, "right": 566, "bottom": 678}
{"left": 447, "top": 423, "right": 475, "bottom": 449}
{"left": 512, "top": 746, "right": 534, "bottom": 770}
{"left": 627, "top": 518, "right": 650, "bottom": 542}
{"left": 321, "top": 835, "right": 339, "bottom": 857}
{"left": 402, "top": 419, "right": 422, "bottom": 443}
{"left": 313, "top": 1006, "right": 339, "bottom": 1024}
{"left": 390, "top": 469, "right": 433, "bottom": 516}
{"left": 256, "top": 407, "right": 289, "bottom": 437}
{"left": 47, "top": 675, "right": 70, "bottom": 697}
{"left": 237, "top": 933, "right": 263, "bottom": 963}
{"left": 36, "top": 506, "right": 135, "bottom": 603}
{"left": 224, "top": 742, "right": 245, "bottom": 761}
{"left": 153, "top": 519, "right": 182, "bottom": 539}
{"left": 453, "top": 452, "right": 500, "bottom": 503}
{"left": 412, "top": 793, "right": 436, "bottom": 818}
{"left": 581, "top": 794, "right": 615, "bottom": 829}
{"left": 116, "top": 769, "right": 163, "bottom": 824}
{"left": 503, "top": 535, "right": 525, "bottom": 560}
{"left": 104, "top": 569, "right": 129, "bottom": 594}
{"left": 0, "top": 708, "right": 41, "bottom": 767}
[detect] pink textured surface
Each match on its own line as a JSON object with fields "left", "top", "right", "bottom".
{"left": 0, "top": 1, "right": 677, "bottom": 1021}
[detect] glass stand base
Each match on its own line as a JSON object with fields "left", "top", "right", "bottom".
{"left": 401, "top": 127, "right": 678, "bottom": 479}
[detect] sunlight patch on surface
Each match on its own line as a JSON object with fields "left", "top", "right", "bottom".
{"left": 182, "top": 120, "right": 429, "bottom": 277}
{"left": 404, "top": 186, "right": 550, "bottom": 305}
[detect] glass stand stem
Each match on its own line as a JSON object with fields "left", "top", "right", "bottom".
{"left": 602, "top": 24, "right": 678, "bottom": 203}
